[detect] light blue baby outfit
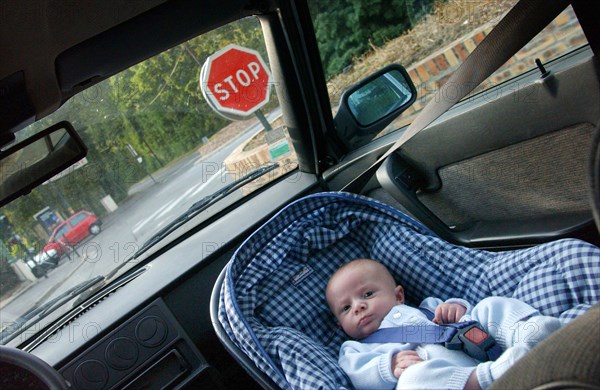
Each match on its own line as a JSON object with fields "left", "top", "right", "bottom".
{"left": 338, "top": 296, "right": 562, "bottom": 389}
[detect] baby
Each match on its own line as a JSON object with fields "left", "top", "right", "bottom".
{"left": 325, "top": 259, "right": 562, "bottom": 390}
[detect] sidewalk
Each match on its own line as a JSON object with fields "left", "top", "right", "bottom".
{"left": 0, "top": 249, "right": 89, "bottom": 312}
{"left": 0, "top": 281, "right": 33, "bottom": 310}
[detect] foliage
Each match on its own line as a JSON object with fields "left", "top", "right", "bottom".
{"left": 308, "top": 0, "right": 434, "bottom": 78}
{"left": 0, "top": 260, "right": 20, "bottom": 298}
{"left": 0, "top": 241, "right": 20, "bottom": 298}
{"left": 0, "top": 17, "right": 269, "bottom": 246}
{"left": 0, "top": 1, "right": 429, "bottom": 247}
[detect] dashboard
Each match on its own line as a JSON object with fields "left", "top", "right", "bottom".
{"left": 6, "top": 173, "right": 317, "bottom": 389}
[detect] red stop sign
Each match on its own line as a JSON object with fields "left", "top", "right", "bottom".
{"left": 200, "top": 44, "right": 272, "bottom": 119}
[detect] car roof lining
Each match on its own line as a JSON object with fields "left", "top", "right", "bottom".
{"left": 56, "top": 0, "right": 257, "bottom": 99}
{"left": 0, "top": 0, "right": 166, "bottom": 123}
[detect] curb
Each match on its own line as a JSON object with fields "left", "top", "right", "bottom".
{"left": 0, "top": 282, "right": 33, "bottom": 311}
{"left": 34, "top": 255, "right": 89, "bottom": 306}
{"left": 0, "top": 254, "right": 88, "bottom": 311}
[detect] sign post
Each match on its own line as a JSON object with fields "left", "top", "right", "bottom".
{"left": 127, "top": 143, "right": 156, "bottom": 184}
{"left": 200, "top": 44, "right": 273, "bottom": 128}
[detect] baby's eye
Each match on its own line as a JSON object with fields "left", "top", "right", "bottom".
{"left": 364, "top": 291, "right": 374, "bottom": 298}
{"left": 342, "top": 305, "right": 351, "bottom": 313}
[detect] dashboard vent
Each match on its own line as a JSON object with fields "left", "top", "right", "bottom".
{"left": 23, "top": 266, "right": 149, "bottom": 352}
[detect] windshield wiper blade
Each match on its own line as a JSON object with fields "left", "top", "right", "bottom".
{"left": 132, "top": 162, "right": 279, "bottom": 258}
{"left": 0, "top": 275, "right": 105, "bottom": 344}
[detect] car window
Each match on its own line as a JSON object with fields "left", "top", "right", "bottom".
{"left": 68, "top": 213, "right": 87, "bottom": 226}
{"left": 307, "top": 1, "right": 588, "bottom": 144}
{"left": 0, "top": 16, "right": 295, "bottom": 345}
{"left": 53, "top": 225, "right": 69, "bottom": 239}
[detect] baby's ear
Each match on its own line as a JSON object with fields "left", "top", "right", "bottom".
{"left": 395, "top": 285, "right": 405, "bottom": 304}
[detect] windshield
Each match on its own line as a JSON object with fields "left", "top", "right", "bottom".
{"left": 0, "top": 16, "right": 296, "bottom": 345}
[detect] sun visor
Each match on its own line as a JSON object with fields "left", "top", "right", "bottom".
{"left": 0, "top": 71, "right": 35, "bottom": 146}
{"left": 55, "top": 0, "right": 252, "bottom": 96}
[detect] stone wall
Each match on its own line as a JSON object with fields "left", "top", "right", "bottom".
{"left": 222, "top": 126, "right": 298, "bottom": 195}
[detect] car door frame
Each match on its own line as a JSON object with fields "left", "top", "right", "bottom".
{"left": 288, "top": 1, "right": 600, "bottom": 249}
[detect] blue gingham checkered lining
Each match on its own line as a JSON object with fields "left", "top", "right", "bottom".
{"left": 218, "top": 192, "right": 600, "bottom": 389}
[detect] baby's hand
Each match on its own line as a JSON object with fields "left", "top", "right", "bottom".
{"left": 392, "top": 350, "right": 423, "bottom": 378}
{"left": 433, "top": 303, "right": 466, "bottom": 324}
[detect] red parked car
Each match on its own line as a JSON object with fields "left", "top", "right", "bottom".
{"left": 43, "top": 211, "right": 101, "bottom": 254}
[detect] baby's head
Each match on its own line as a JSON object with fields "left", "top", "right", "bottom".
{"left": 326, "top": 259, "right": 404, "bottom": 339}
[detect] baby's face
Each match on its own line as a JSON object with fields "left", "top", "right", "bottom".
{"left": 326, "top": 261, "right": 404, "bottom": 339}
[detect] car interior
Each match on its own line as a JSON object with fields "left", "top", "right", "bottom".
{"left": 0, "top": 0, "right": 599, "bottom": 389}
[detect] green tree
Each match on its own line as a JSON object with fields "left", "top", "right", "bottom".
{"left": 0, "top": 240, "right": 20, "bottom": 298}
{"left": 0, "top": 16, "right": 276, "bottom": 245}
{"left": 308, "top": 0, "right": 434, "bottom": 78}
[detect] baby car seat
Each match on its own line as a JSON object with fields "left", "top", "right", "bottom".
{"left": 211, "top": 192, "right": 599, "bottom": 389}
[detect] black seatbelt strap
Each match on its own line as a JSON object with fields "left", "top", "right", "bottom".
{"left": 341, "top": 0, "right": 570, "bottom": 194}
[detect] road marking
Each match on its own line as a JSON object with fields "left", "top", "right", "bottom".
{"left": 180, "top": 179, "right": 209, "bottom": 199}
{"left": 132, "top": 200, "right": 176, "bottom": 233}
{"left": 155, "top": 196, "right": 186, "bottom": 220}
{"left": 131, "top": 169, "right": 226, "bottom": 234}
{"left": 154, "top": 171, "right": 224, "bottom": 219}
{"left": 189, "top": 168, "right": 227, "bottom": 198}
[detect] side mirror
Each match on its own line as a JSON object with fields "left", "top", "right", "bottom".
{"left": 0, "top": 121, "right": 87, "bottom": 207}
{"left": 334, "top": 64, "right": 416, "bottom": 150}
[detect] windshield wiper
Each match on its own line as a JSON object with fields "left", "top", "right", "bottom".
{"left": 0, "top": 275, "right": 105, "bottom": 344}
{"left": 0, "top": 163, "right": 280, "bottom": 345}
{"left": 131, "top": 162, "right": 279, "bottom": 259}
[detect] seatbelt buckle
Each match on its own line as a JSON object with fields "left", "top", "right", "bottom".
{"left": 445, "top": 322, "right": 499, "bottom": 361}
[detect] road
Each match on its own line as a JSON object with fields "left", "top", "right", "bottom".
{"left": 0, "top": 109, "right": 280, "bottom": 333}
